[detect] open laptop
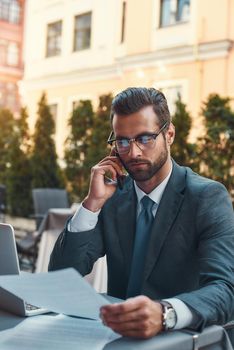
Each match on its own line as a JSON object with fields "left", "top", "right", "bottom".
{"left": 0, "top": 223, "right": 49, "bottom": 316}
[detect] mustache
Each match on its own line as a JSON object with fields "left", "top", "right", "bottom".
{"left": 126, "top": 159, "right": 151, "bottom": 166}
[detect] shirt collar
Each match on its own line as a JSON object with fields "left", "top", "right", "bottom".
{"left": 134, "top": 161, "right": 172, "bottom": 206}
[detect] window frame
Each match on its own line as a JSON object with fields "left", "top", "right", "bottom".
{"left": 0, "top": 0, "right": 21, "bottom": 24}
{"left": 120, "top": 1, "right": 126, "bottom": 44}
{"left": 6, "top": 41, "right": 19, "bottom": 66}
{"left": 73, "top": 12, "right": 92, "bottom": 52}
{"left": 46, "top": 20, "right": 62, "bottom": 58}
{"left": 159, "top": 0, "right": 190, "bottom": 28}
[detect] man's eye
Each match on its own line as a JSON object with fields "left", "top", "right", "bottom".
{"left": 137, "top": 135, "right": 152, "bottom": 144}
{"left": 118, "top": 139, "right": 129, "bottom": 147}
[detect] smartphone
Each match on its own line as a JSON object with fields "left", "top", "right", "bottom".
{"left": 105, "top": 147, "right": 126, "bottom": 190}
{"left": 115, "top": 150, "right": 126, "bottom": 190}
{"left": 117, "top": 174, "right": 125, "bottom": 190}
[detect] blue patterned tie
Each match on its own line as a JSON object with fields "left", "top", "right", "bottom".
{"left": 126, "top": 196, "right": 155, "bottom": 298}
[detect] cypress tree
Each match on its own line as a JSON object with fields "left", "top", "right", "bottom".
{"left": 171, "top": 94, "right": 198, "bottom": 170}
{"left": 31, "top": 93, "right": 64, "bottom": 189}
{"left": 0, "top": 108, "right": 15, "bottom": 185}
{"left": 199, "top": 94, "right": 234, "bottom": 194}
{"left": 85, "top": 93, "right": 113, "bottom": 168}
{"left": 64, "top": 100, "right": 94, "bottom": 200}
{"left": 6, "top": 107, "right": 32, "bottom": 216}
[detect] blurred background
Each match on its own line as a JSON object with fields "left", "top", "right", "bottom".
{"left": 0, "top": 0, "right": 234, "bottom": 223}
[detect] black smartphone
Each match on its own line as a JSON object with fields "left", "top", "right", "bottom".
{"left": 117, "top": 174, "right": 125, "bottom": 190}
{"left": 105, "top": 147, "right": 126, "bottom": 190}
{"left": 115, "top": 150, "right": 126, "bottom": 190}
{"left": 104, "top": 173, "right": 125, "bottom": 190}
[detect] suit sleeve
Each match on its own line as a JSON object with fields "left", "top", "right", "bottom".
{"left": 48, "top": 214, "right": 105, "bottom": 276}
{"left": 175, "top": 181, "right": 234, "bottom": 330}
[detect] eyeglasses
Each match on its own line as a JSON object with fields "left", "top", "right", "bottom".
{"left": 107, "top": 122, "right": 168, "bottom": 154}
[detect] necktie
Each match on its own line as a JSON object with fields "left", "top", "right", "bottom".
{"left": 126, "top": 196, "right": 155, "bottom": 298}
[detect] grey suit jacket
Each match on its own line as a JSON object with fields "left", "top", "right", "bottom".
{"left": 49, "top": 161, "right": 234, "bottom": 331}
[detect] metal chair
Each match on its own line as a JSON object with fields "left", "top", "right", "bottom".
{"left": 0, "top": 185, "right": 6, "bottom": 223}
{"left": 16, "top": 188, "right": 69, "bottom": 272}
{"left": 32, "top": 188, "right": 69, "bottom": 229}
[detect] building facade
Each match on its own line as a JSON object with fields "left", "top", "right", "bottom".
{"left": 21, "top": 0, "right": 234, "bottom": 157}
{"left": 0, "top": 0, "right": 25, "bottom": 114}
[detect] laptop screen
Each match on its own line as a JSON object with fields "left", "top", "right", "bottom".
{"left": 0, "top": 223, "right": 20, "bottom": 275}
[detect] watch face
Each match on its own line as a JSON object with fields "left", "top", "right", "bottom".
{"left": 166, "top": 309, "right": 177, "bottom": 329}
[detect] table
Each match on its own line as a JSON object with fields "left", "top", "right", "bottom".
{"left": 35, "top": 208, "right": 108, "bottom": 293}
{"left": 0, "top": 310, "right": 233, "bottom": 350}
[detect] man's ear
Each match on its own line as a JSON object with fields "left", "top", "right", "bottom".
{"left": 167, "top": 123, "right": 175, "bottom": 145}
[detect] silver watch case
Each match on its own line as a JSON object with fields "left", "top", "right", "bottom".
{"left": 160, "top": 301, "right": 177, "bottom": 330}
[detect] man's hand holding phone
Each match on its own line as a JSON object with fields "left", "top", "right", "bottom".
{"left": 83, "top": 149, "right": 125, "bottom": 212}
{"left": 104, "top": 149, "right": 126, "bottom": 190}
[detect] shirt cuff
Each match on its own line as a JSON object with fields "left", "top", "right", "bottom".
{"left": 163, "top": 298, "right": 194, "bottom": 329}
{"left": 68, "top": 203, "right": 100, "bottom": 232}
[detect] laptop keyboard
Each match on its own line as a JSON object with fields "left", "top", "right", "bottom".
{"left": 25, "top": 302, "right": 40, "bottom": 311}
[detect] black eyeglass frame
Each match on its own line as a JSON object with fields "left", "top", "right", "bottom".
{"left": 107, "top": 121, "right": 169, "bottom": 153}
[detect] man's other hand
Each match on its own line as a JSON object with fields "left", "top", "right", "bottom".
{"left": 100, "top": 295, "right": 163, "bottom": 338}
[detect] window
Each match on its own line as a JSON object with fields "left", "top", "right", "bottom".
{"left": 0, "top": 82, "right": 18, "bottom": 111}
{"left": 0, "top": 0, "right": 21, "bottom": 24}
{"left": 46, "top": 21, "right": 62, "bottom": 57}
{"left": 9, "top": 0, "right": 20, "bottom": 23}
{"left": 160, "top": 0, "right": 190, "bottom": 27}
{"left": 0, "top": 40, "right": 18, "bottom": 66}
{"left": 74, "top": 12, "right": 91, "bottom": 51}
{"left": 120, "top": 1, "right": 126, "bottom": 43}
{"left": 7, "top": 42, "right": 19, "bottom": 66}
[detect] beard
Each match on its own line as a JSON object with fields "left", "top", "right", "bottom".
{"left": 120, "top": 146, "right": 168, "bottom": 182}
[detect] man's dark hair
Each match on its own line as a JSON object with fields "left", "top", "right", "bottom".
{"left": 110, "top": 87, "right": 171, "bottom": 126}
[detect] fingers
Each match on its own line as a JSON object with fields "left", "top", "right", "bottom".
{"left": 101, "top": 296, "right": 150, "bottom": 315}
{"left": 100, "top": 296, "right": 163, "bottom": 339}
{"left": 91, "top": 156, "right": 124, "bottom": 185}
{"left": 101, "top": 296, "right": 141, "bottom": 312}
{"left": 98, "top": 156, "right": 124, "bottom": 176}
{"left": 84, "top": 154, "right": 125, "bottom": 211}
{"left": 93, "top": 164, "right": 117, "bottom": 183}
{"left": 101, "top": 296, "right": 149, "bottom": 323}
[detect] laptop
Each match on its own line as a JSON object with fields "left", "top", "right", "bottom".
{"left": 0, "top": 223, "right": 49, "bottom": 316}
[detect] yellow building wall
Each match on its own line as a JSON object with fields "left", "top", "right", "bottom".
{"left": 195, "top": 0, "right": 230, "bottom": 43}
{"left": 125, "top": 0, "right": 153, "bottom": 54}
{"left": 21, "top": 0, "right": 234, "bottom": 158}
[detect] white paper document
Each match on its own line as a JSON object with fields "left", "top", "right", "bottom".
{"left": 0, "top": 314, "right": 120, "bottom": 350}
{"left": 0, "top": 268, "right": 110, "bottom": 320}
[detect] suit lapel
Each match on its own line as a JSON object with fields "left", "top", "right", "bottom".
{"left": 144, "top": 162, "right": 186, "bottom": 280}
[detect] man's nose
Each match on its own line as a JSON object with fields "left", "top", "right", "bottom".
{"left": 128, "top": 140, "right": 142, "bottom": 157}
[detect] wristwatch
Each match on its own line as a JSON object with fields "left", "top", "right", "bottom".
{"left": 159, "top": 301, "right": 177, "bottom": 331}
